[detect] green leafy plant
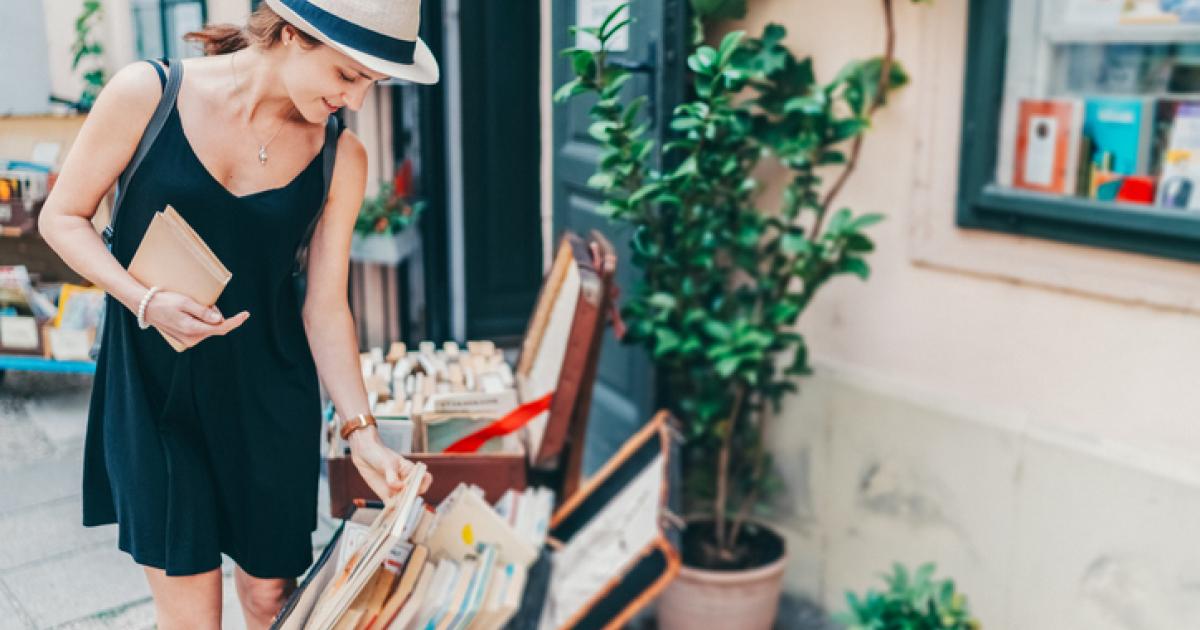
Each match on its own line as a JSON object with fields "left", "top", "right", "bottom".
{"left": 835, "top": 563, "right": 981, "bottom": 630}
{"left": 355, "top": 160, "right": 424, "bottom": 236}
{"left": 71, "top": 0, "right": 107, "bottom": 111}
{"left": 555, "top": 2, "right": 920, "bottom": 569}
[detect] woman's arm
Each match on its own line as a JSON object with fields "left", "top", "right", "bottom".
{"left": 38, "top": 62, "right": 247, "bottom": 344}
{"left": 38, "top": 62, "right": 162, "bottom": 313}
{"left": 302, "top": 128, "right": 429, "bottom": 499}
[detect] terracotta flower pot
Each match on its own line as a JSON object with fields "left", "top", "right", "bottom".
{"left": 655, "top": 521, "right": 788, "bottom": 630}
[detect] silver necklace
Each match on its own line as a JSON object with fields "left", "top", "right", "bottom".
{"left": 230, "top": 51, "right": 287, "bottom": 166}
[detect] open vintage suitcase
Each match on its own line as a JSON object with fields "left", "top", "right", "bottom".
{"left": 272, "top": 411, "right": 683, "bottom": 630}
{"left": 326, "top": 230, "right": 618, "bottom": 517}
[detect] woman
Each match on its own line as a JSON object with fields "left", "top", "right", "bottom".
{"left": 37, "top": 1, "right": 437, "bottom": 627}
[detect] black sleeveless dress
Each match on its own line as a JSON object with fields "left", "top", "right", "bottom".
{"left": 81, "top": 59, "right": 340, "bottom": 578}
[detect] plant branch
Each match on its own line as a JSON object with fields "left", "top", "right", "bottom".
{"left": 714, "top": 382, "right": 747, "bottom": 553}
{"left": 813, "top": 0, "right": 897, "bottom": 236}
{"left": 728, "top": 405, "right": 768, "bottom": 545}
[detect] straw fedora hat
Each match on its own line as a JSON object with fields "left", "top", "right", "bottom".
{"left": 262, "top": 0, "right": 439, "bottom": 84}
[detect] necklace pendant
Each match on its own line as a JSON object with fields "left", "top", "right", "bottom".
{"left": 258, "top": 145, "right": 268, "bottom": 165}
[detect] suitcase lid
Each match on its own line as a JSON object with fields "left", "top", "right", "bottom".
{"left": 514, "top": 230, "right": 617, "bottom": 473}
{"left": 509, "top": 410, "right": 683, "bottom": 630}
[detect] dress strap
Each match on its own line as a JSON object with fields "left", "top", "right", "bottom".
{"left": 103, "top": 58, "right": 182, "bottom": 245}
{"left": 146, "top": 58, "right": 167, "bottom": 89}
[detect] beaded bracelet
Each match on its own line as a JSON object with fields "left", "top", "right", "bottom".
{"left": 137, "top": 286, "right": 161, "bottom": 330}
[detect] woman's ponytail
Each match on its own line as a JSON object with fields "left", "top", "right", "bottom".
{"left": 183, "top": 23, "right": 250, "bottom": 55}
{"left": 183, "top": 4, "right": 321, "bottom": 56}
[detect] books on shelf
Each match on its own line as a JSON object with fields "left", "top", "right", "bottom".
{"left": 1013, "top": 98, "right": 1085, "bottom": 194}
{"left": 1154, "top": 101, "right": 1200, "bottom": 209}
{"left": 1083, "top": 97, "right": 1155, "bottom": 176}
{"left": 1001, "top": 94, "right": 1200, "bottom": 208}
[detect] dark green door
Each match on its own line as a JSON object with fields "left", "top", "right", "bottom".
{"left": 551, "top": 0, "right": 688, "bottom": 474}
{"left": 460, "top": 0, "right": 544, "bottom": 341}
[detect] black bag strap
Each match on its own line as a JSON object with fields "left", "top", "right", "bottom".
{"left": 293, "top": 114, "right": 341, "bottom": 273}
{"left": 102, "top": 57, "right": 182, "bottom": 246}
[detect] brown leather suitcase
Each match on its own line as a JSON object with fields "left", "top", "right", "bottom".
{"left": 325, "top": 229, "right": 618, "bottom": 517}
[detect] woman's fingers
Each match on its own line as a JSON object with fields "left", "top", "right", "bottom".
{"left": 354, "top": 457, "right": 393, "bottom": 499}
{"left": 383, "top": 459, "right": 403, "bottom": 493}
{"left": 214, "top": 311, "right": 250, "bottom": 336}
{"left": 177, "top": 295, "right": 223, "bottom": 324}
{"left": 420, "top": 471, "right": 433, "bottom": 493}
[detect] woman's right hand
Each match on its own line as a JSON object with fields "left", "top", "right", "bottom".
{"left": 140, "top": 289, "right": 250, "bottom": 349}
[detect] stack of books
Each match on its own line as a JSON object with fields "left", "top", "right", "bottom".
{"left": 292, "top": 462, "right": 555, "bottom": 630}
{"left": 328, "top": 340, "right": 526, "bottom": 460}
{"left": 1009, "top": 96, "right": 1200, "bottom": 207}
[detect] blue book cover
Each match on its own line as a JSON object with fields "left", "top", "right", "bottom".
{"left": 1084, "top": 97, "right": 1154, "bottom": 175}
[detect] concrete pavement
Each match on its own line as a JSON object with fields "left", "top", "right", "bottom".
{"left": 0, "top": 370, "right": 338, "bottom": 630}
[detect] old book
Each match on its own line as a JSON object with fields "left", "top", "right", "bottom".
{"left": 126, "top": 205, "right": 231, "bottom": 352}
{"left": 1013, "top": 98, "right": 1084, "bottom": 195}
{"left": 370, "top": 545, "right": 429, "bottom": 630}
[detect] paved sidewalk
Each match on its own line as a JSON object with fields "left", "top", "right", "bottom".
{"left": 0, "top": 371, "right": 339, "bottom": 630}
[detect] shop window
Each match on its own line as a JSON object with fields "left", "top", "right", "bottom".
{"left": 958, "top": 0, "right": 1200, "bottom": 263}
{"left": 131, "top": 0, "right": 207, "bottom": 60}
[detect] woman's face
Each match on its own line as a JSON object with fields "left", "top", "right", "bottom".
{"left": 278, "top": 25, "right": 390, "bottom": 124}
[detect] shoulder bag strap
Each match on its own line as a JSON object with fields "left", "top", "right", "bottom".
{"left": 102, "top": 57, "right": 183, "bottom": 246}
{"left": 293, "top": 114, "right": 342, "bottom": 273}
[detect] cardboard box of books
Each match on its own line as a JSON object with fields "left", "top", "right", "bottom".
{"left": 326, "top": 231, "right": 618, "bottom": 516}
{"left": 273, "top": 411, "right": 682, "bottom": 630}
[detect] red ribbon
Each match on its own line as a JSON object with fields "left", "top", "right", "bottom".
{"left": 443, "top": 392, "right": 555, "bottom": 454}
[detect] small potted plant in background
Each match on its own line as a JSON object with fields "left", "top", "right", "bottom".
{"left": 350, "top": 159, "right": 425, "bottom": 265}
{"left": 837, "top": 563, "right": 981, "bottom": 630}
{"left": 555, "top": 1, "right": 926, "bottom": 628}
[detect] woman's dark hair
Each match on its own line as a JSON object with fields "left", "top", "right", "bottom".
{"left": 183, "top": 4, "right": 321, "bottom": 56}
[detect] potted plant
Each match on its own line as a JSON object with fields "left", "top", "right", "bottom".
{"left": 555, "top": 2, "right": 922, "bottom": 627}
{"left": 350, "top": 159, "right": 425, "bottom": 265}
{"left": 836, "top": 563, "right": 981, "bottom": 629}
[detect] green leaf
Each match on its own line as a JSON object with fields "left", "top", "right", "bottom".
{"left": 846, "top": 233, "right": 875, "bottom": 253}
{"left": 647, "top": 292, "right": 677, "bottom": 311}
{"left": 552, "top": 78, "right": 584, "bottom": 102}
{"left": 831, "top": 118, "right": 868, "bottom": 142}
{"left": 586, "top": 172, "right": 615, "bottom": 189}
{"left": 690, "top": 46, "right": 718, "bottom": 74}
{"left": 781, "top": 233, "right": 811, "bottom": 256}
{"left": 714, "top": 355, "right": 740, "bottom": 378}
{"left": 653, "top": 327, "right": 681, "bottom": 357}
{"left": 601, "top": 18, "right": 634, "bottom": 44}
{"left": 596, "top": 2, "right": 630, "bottom": 40}
{"left": 716, "top": 30, "right": 746, "bottom": 67}
{"left": 785, "top": 337, "right": 811, "bottom": 375}
{"left": 782, "top": 94, "right": 826, "bottom": 115}
{"left": 703, "top": 320, "right": 732, "bottom": 342}
{"left": 588, "top": 121, "right": 617, "bottom": 142}
{"left": 849, "top": 212, "right": 886, "bottom": 231}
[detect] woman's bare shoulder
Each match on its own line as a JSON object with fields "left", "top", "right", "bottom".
{"left": 332, "top": 128, "right": 367, "bottom": 187}
{"left": 89, "top": 61, "right": 169, "bottom": 130}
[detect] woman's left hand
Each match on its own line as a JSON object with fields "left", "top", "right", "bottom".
{"left": 348, "top": 433, "right": 433, "bottom": 500}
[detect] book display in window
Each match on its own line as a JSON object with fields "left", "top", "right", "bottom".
{"left": 996, "top": 0, "right": 1200, "bottom": 212}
